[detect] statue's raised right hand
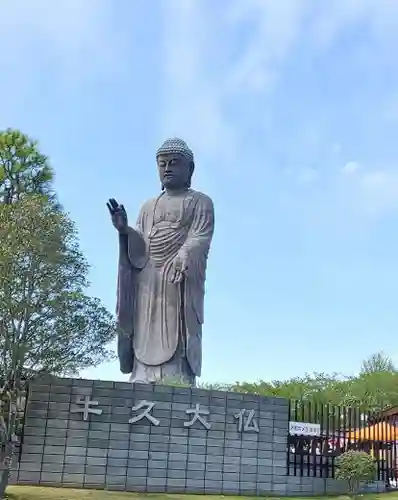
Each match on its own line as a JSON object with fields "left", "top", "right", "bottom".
{"left": 107, "top": 198, "right": 128, "bottom": 233}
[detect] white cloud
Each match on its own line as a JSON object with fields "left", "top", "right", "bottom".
{"left": 225, "top": 0, "right": 398, "bottom": 94}
{"left": 227, "top": 0, "right": 310, "bottom": 94}
{"left": 0, "top": 0, "right": 126, "bottom": 86}
{"left": 297, "top": 167, "right": 318, "bottom": 184}
{"left": 332, "top": 143, "right": 343, "bottom": 154}
{"left": 158, "top": 0, "right": 316, "bottom": 164}
{"left": 342, "top": 161, "right": 360, "bottom": 175}
{"left": 358, "top": 170, "right": 398, "bottom": 215}
{"left": 361, "top": 171, "right": 388, "bottom": 189}
{"left": 283, "top": 166, "right": 318, "bottom": 185}
{"left": 158, "top": 0, "right": 239, "bottom": 177}
{"left": 2, "top": 0, "right": 397, "bottom": 221}
{"left": 310, "top": 0, "right": 398, "bottom": 52}
{"left": 158, "top": 0, "right": 398, "bottom": 170}
{"left": 383, "top": 93, "right": 398, "bottom": 123}
{"left": 335, "top": 168, "right": 398, "bottom": 218}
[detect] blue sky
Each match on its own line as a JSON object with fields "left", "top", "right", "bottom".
{"left": 1, "top": 0, "right": 398, "bottom": 385}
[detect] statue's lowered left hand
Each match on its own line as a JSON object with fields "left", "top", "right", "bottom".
{"left": 170, "top": 255, "right": 188, "bottom": 284}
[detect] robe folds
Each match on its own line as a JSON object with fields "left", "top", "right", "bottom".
{"left": 116, "top": 189, "right": 214, "bottom": 378}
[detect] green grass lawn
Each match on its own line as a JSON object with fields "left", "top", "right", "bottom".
{"left": 5, "top": 487, "right": 237, "bottom": 500}
{"left": 4, "top": 487, "right": 204, "bottom": 500}
{"left": 5, "top": 487, "right": 398, "bottom": 500}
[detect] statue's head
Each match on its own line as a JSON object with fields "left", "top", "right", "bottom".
{"left": 156, "top": 138, "right": 194, "bottom": 191}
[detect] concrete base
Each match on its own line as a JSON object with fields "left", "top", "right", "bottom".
{"left": 14, "top": 377, "right": 387, "bottom": 496}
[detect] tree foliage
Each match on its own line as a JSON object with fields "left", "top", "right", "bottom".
{"left": 361, "top": 351, "right": 395, "bottom": 374}
{"left": 0, "top": 195, "right": 116, "bottom": 379}
{"left": 0, "top": 130, "right": 116, "bottom": 498}
{"left": 0, "top": 196, "right": 117, "bottom": 497}
{"left": 224, "top": 352, "right": 398, "bottom": 412}
{"left": 336, "top": 450, "right": 376, "bottom": 493}
{"left": 0, "top": 129, "right": 54, "bottom": 204}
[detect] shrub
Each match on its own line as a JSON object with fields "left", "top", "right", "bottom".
{"left": 336, "top": 450, "right": 376, "bottom": 493}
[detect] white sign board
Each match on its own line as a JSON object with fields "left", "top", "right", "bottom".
{"left": 289, "top": 421, "right": 321, "bottom": 437}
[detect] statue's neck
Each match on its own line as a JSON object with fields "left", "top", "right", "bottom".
{"left": 164, "top": 187, "right": 190, "bottom": 197}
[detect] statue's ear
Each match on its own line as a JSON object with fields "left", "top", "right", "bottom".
{"left": 187, "top": 161, "right": 194, "bottom": 188}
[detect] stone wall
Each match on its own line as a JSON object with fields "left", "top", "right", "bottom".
{"left": 16, "top": 377, "right": 385, "bottom": 496}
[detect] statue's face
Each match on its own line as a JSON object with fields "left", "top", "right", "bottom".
{"left": 157, "top": 153, "right": 193, "bottom": 190}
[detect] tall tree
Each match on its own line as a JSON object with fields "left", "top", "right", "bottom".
{"left": 0, "top": 196, "right": 117, "bottom": 497}
{"left": 360, "top": 351, "right": 396, "bottom": 374}
{"left": 0, "top": 132, "right": 116, "bottom": 498}
{"left": 0, "top": 128, "right": 54, "bottom": 204}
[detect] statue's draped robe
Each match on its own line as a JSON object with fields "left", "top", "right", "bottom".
{"left": 116, "top": 189, "right": 214, "bottom": 382}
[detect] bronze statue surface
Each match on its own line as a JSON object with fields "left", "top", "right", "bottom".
{"left": 107, "top": 138, "right": 215, "bottom": 385}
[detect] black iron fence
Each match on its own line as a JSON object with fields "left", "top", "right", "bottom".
{"left": 287, "top": 400, "right": 398, "bottom": 483}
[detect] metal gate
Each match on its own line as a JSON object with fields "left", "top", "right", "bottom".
{"left": 287, "top": 400, "right": 398, "bottom": 484}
